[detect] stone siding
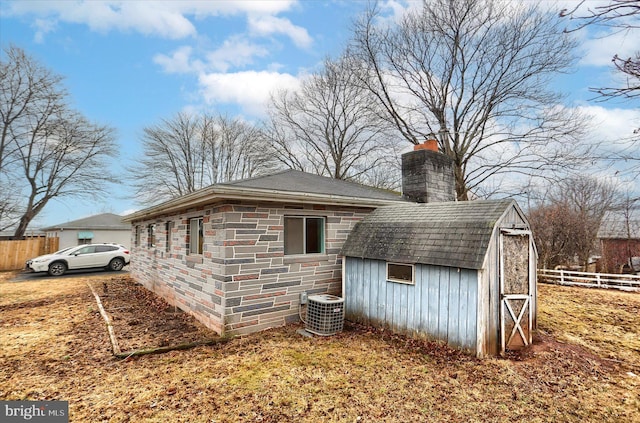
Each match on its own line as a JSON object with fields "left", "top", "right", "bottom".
{"left": 130, "top": 200, "right": 373, "bottom": 336}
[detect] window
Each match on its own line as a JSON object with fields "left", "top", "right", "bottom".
{"left": 284, "top": 216, "right": 324, "bottom": 255}
{"left": 165, "top": 221, "right": 174, "bottom": 252}
{"left": 77, "top": 231, "right": 93, "bottom": 245}
{"left": 135, "top": 226, "right": 141, "bottom": 246}
{"left": 147, "top": 224, "right": 156, "bottom": 248}
{"left": 387, "top": 262, "right": 415, "bottom": 285}
{"left": 189, "top": 217, "right": 203, "bottom": 255}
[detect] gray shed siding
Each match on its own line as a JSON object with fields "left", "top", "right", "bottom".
{"left": 344, "top": 257, "right": 479, "bottom": 353}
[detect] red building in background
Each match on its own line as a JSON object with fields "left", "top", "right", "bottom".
{"left": 597, "top": 217, "right": 640, "bottom": 274}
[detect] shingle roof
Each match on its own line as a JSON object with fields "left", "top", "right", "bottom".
{"left": 597, "top": 219, "right": 640, "bottom": 239}
{"left": 42, "top": 213, "right": 128, "bottom": 231}
{"left": 223, "top": 170, "right": 402, "bottom": 202}
{"left": 124, "top": 170, "right": 404, "bottom": 222}
{"left": 341, "top": 199, "right": 517, "bottom": 269}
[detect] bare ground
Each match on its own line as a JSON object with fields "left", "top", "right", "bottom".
{"left": 1, "top": 272, "right": 638, "bottom": 422}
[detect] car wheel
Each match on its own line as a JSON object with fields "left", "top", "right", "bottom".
{"left": 48, "top": 262, "right": 67, "bottom": 276}
{"left": 108, "top": 258, "right": 125, "bottom": 271}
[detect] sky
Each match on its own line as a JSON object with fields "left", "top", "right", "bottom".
{"left": 0, "top": 0, "right": 639, "bottom": 229}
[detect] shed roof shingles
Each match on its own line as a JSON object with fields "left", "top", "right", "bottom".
{"left": 341, "top": 199, "right": 515, "bottom": 269}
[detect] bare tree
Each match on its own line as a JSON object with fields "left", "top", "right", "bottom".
{"left": 348, "top": 0, "right": 591, "bottom": 200}
{"left": 130, "top": 112, "right": 274, "bottom": 204}
{"left": 530, "top": 174, "right": 619, "bottom": 269}
{"left": 528, "top": 202, "right": 582, "bottom": 269}
{"left": 265, "top": 55, "right": 401, "bottom": 188}
{"left": 555, "top": 175, "right": 619, "bottom": 268}
{"left": 0, "top": 46, "right": 117, "bottom": 237}
{"left": 561, "top": 0, "right": 640, "bottom": 99}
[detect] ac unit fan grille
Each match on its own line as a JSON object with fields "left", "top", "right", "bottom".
{"left": 306, "top": 294, "right": 344, "bottom": 336}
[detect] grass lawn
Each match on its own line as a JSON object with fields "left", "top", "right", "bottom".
{"left": 1, "top": 272, "right": 638, "bottom": 422}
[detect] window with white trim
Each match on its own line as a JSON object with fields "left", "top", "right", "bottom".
{"left": 284, "top": 216, "right": 325, "bottom": 255}
{"left": 189, "top": 217, "right": 203, "bottom": 255}
{"left": 387, "top": 262, "right": 415, "bottom": 285}
{"left": 147, "top": 224, "right": 156, "bottom": 248}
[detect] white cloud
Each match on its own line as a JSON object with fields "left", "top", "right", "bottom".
{"left": 153, "top": 46, "right": 201, "bottom": 74}
{"left": 5, "top": 0, "right": 298, "bottom": 40}
{"left": 205, "top": 37, "right": 271, "bottom": 72}
{"left": 198, "top": 70, "right": 300, "bottom": 116}
{"left": 248, "top": 15, "right": 312, "bottom": 49}
{"left": 580, "top": 28, "right": 639, "bottom": 67}
{"left": 33, "top": 18, "right": 57, "bottom": 43}
{"left": 577, "top": 104, "right": 640, "bottom": 144}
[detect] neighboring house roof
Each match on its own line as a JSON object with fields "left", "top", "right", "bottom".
{"left": 124, "top": 170, "right": 404, "bottom": 222}
{"left": 341, "top": 199, "right": 519, "bottom": 270}
{"left": 41, "top": 213, "right": 129, "bottom": 231}
{"left": 597, "top": 219, "right": 640, "bottom": 239}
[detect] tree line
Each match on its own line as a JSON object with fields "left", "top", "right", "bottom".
{"left": 2, "top": 0, "right": 638, "bottom": 271}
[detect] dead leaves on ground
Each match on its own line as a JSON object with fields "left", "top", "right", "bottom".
{"left": 1, "top": 273, "right": 639, "bottom": 422}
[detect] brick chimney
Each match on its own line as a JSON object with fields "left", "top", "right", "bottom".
{"left": 401, "top": 139, "right": 456, "bottom": 203}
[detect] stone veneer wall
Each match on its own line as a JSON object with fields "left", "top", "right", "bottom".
{"left": 129, "top": 200, "right": 374, "bottom": 336}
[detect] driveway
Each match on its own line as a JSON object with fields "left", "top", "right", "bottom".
{"left": 10, "top": 267, "right": 130, "bottom": 282}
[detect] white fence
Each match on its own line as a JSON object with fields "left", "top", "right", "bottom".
{"left": 538, "top": 268, "right": 640, "bottom": 292}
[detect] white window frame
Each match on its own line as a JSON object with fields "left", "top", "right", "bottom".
{"left": 386, "top": 262, "right": 415, "bottom": 285}
{"left": 189, "top": 217, "right": 203, "bottom": 255}
{"left": 284, "top": 216, "right": 325, "bottom": 255}
{"left": 147, "top": 223, "right": 156, "bottom": 248}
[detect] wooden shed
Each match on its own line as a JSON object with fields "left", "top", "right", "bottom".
{"left": 341, "top": 199, "right": 537, "bottom": 357}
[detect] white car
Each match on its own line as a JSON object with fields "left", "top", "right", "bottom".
{"left": 26, "top": 243, "right": 131, "bottom": 276}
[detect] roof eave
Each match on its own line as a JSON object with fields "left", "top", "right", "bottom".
{"left": 122, "top": 185, "right": 403, "bottom": 223}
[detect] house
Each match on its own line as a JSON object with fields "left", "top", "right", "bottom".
{"left": 122, "top": 170, "right": 404, "bottom": 336}
{"left": 124, "top": 141, "right": 537, "bottom": 356}
{"left": 42, "top": 213, "right": 130, "bottom": 249}
{"left": 597, "top": 215, "right": 640, "bottom": 274}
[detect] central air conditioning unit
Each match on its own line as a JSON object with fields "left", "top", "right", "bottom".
{"left": 305, "top": 294, "right": 345, "bottom": 336}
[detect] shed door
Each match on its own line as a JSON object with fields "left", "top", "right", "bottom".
{"left": 499, "top": 229, "right": 532, "bottom": 353}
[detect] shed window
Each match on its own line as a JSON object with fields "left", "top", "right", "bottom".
{"left": 189, "top": 217, "right": 203, "bottom": 255}
{"left": 387, "top": 263, "right": 415, "bottom": 285}
{"left": 284, "top": 216, "right": 324, "bottom": 255}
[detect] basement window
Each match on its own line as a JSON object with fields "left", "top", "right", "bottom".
{"left": 284, "top": 216, "right": 325, "bottom": 255}
{"left": 387, "top": 262, "right": 415, "bottom": 285}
